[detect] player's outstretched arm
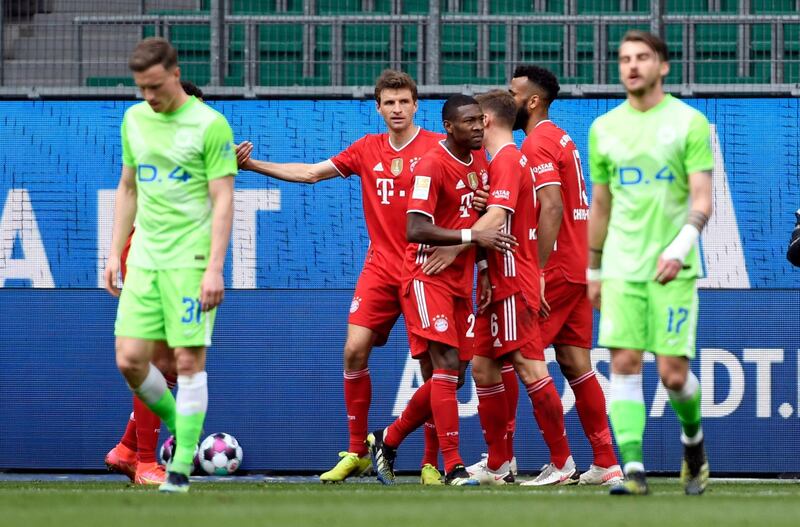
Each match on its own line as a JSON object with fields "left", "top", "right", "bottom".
{"left": 235, "top": 141, "right": 338, "bottom": 184}
{"left": 201, "top": 175, "right": 234, "bottom": 312}
{"left": 407, "top": 212, "right": 516, "bottom": 252}
{"left": 104, "top": 165, "right": 137, "bottom": 297}
{"left": 655, "top": 170, "right": 712, "bottom": 284}
{"left": 587, "top": 182, "right": 611, "bottom": 309}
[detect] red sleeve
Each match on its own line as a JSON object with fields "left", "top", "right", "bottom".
{"left": 524, "top": 137, "right": 561, "bottom": 189}
{"left": 329, "top": 136, "right": 366, "bottom": 178}
{"left": 406, "top": 156, "right": 441, "bottom": 219}
{"left": 487, "top": 150, "right": 522, "bottom": 214}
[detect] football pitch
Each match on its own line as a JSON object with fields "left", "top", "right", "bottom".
{"left": 2, "top": 478, "right": 800, "bottom": 527}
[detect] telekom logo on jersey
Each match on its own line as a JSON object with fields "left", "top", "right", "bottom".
{"left": 376, "top": 178, "right": 408, "bottom": 205}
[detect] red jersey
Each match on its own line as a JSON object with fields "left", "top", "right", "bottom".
{"left": 404, "top": 141, "right": 488, "bottom": 298}
{"left": 485, "top": 143, "right": 540, "bottom": 306}
{"left": 523, "top": 120, "right": 589, "bottom": 284}
{"left": 330, "top": 127, "right": 444, "bottom": 279}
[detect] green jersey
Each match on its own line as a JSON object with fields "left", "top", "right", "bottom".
{"left": 121, "top": 96, "right": 237, "bottom": 270}
{"left": 588, "top": 94, "right": 713, "bottom": 281}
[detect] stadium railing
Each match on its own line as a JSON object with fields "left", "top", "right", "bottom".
{"left": 1, "top": 0, "right": 800, "bottom": 97}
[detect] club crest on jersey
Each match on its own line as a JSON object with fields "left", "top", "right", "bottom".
{"left": 467, "top": 172, "right": 479, "bottom": 190}
{"left": 433, "top": 315, "right": 449, "bottom": 333}
{"left": 410, "top": 156, "right": 421, "bottom": 172}
{"left": 480, "top": 169, "right": 489, "bottom": 186}
{"left": 391, "top": 158, "right": 403, "bottom": 176}
{"left": 350, "top": 297, "right": 362, "bottom": 314}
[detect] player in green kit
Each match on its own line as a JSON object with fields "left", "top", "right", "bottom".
{"left": 103, "top": 38, "right": 237, "bottom": 493}
{"left": 587, "top": 30, "right": 713, "bottom": 496}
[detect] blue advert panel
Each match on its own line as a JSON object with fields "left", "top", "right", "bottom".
{"left": 0, "top": 289, "right": 798, "bottom": 473}
{"left": 0, "top": 99, "right": 799, "bottom": 473}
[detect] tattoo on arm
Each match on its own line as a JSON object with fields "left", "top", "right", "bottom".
{"left": 688, "top": 210, "right": 709, "bottom": 231}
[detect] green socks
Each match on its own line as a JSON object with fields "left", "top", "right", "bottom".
{"left": 668, "top": 370, "right": 703, "bottom": 443}
{"left": 172, "top": 372, "right": 209, "bottom": 476}
{"left": 609, "top": 374, "right": 646, "bottom": 473}
{"left": 133, "top": 364, "right": 176, "bottom": 435}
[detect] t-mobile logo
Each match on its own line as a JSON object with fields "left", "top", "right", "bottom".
{"left": 459, "top": 192, "right": 474, "bottom": 218}
{"left": 377, "top": 178, "right": 395, "bottom": 204}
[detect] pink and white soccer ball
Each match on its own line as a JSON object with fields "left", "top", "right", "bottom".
{"left": 159, "top": 435, "right": 199, "bottom": 469}
{"left": 197, "top": 433, "right": 243, "bottom": 475}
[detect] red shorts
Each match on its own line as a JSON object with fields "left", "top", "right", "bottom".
{"left": 474, "top": 292, "right": 543, "bottom": 360}
{"left": 540, "top": 268, "right": 593, "bottom": 349}
{"left": 120, "top": 228, "right": 135, "bottom": 282}
{"left": 348, "top": 262, "right": 403, "bottom": 347}
{"left": 401, "top": 279, "right": 474, "bottom": 361}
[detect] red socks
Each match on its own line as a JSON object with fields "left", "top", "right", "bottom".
{"left": 501, "top": 363, "right": 518, "bottom": 461}
{"left": 569, "top": 370, "right": 617, "bottom": 468}
{"left": 343, "top": 368, "right": 371, "bottom": 456}
{"left": 385, "top": 380, "right": 432, "bottom": 448}
{"left": 476, "top": 383, "right": 509, "bottom": 471}
{"left": 527, "top": 376, "right": 571, "bottom": 468}
{"left": 422, "top": 419, "right": 440, "bottom": 468}
{"left": 133, "top": 396, "right": 160, "bottom": 463}
{"left": 119, "top": 410, "right": 137, "bottom": 452}
{"left": 431, "top": 369, "right": 463, "bottom": 473}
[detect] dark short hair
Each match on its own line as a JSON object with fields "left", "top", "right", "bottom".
{"left": 181, "top": 80, "right": 203, "bottom": 99}
{"left": 475, "top": 90, "right": 516, "bottom": 129}
{"left": 374, "top": 69, "right": 418, "bottom": 103}
{"left": 620, "top": 29, "right": 669, "bottom": 62}
{"left": 512, "top": 64, "right": 560, "bottom": 104}
{"left": 129, "top": 37, "right": 178, "bottom": 72}
{"left": 442, "top": 94, "right": 479, "bottom": 122}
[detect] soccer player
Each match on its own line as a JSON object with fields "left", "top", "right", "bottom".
{"left": 235, "top": 70, "right": 447, "bottom": 484}
{"left": 448, "top": 90, "right": 575, "bottom": 486}
{"left": 367, "top": 94, "right": 517, "bottom": 487}
{"left": 587, "top": 30, "right": 713, "bottom": 496}
{"left": 105, "top": 79, "right": 206, "bottom": 487}
{"left": 103, "top": 38, "right": 237, "bottom": 493}
{"left": 508, "top": 65, "right": 622, "bottom": 485}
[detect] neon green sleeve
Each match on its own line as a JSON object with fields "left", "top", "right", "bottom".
{"left": 121, "top": 113, "right": 135, "bottom": 168}
{"left": 588, "top": 122, "right": 610, "bottom": 184}
{"left": 203, "top": 116, "right": 238, "bottom": 180}
{"left": 684, "top": 112, "right": 714, "bottom": 174}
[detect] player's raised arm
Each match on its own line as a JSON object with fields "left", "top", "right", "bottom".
{"left": 235, "top": 140, "right": 338, "bottom": 184}
{"left": 104, "top": 165, "right": 138, "bottom": 297}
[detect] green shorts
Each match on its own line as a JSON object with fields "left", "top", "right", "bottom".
{"left": 598, "top": 278, "right": 698, "bottom": 358}
{"left": 115, "top": 266, "right": 216, "bottom": 348}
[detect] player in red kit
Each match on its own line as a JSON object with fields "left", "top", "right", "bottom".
{"left": 367, "top": 94, "right": 517, "bottom": 487}
{"left": 431, "top": 90, "right": 571, "bottom": 486}
{"left": 509, "top": 65, "right": 622, "bottom": 485}
{"left": 104, "top": 81, "right": 203, "bottom": 486}
{"left": 235, "top": 71, "right": 445, "bottom": 484}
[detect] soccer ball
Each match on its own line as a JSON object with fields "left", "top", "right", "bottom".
{"left": 196, "top": 432, "right": 243, "bottom": 475}
{"left": 159, "top": 435, "right": 199, "bottom": 470}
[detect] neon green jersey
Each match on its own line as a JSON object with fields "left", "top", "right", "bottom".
{"left": 589, "top": 94, "right": 713, "bottom": 281}
{"left": 121, "top": 96, "right": 237, "bottom": 270}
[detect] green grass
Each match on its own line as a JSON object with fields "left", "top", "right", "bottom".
{"left": 2, "top": 480, "right": 800, "bottom": 527}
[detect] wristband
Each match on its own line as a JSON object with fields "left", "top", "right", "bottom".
{"left": 586, "top": 268, "right": 602, "bottom": 281}
{"left": 461, "top": 229, "right": 472, "bottom": 244}
{"left": 661, "top": 224, "right": 700, "bottom": 263}
{"left": 477, "top": 260, "right": 489, "bottom": 272}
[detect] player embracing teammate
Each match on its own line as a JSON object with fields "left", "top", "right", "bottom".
{"left": 236, "top": 70, "right": 449, "bottom": 484}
